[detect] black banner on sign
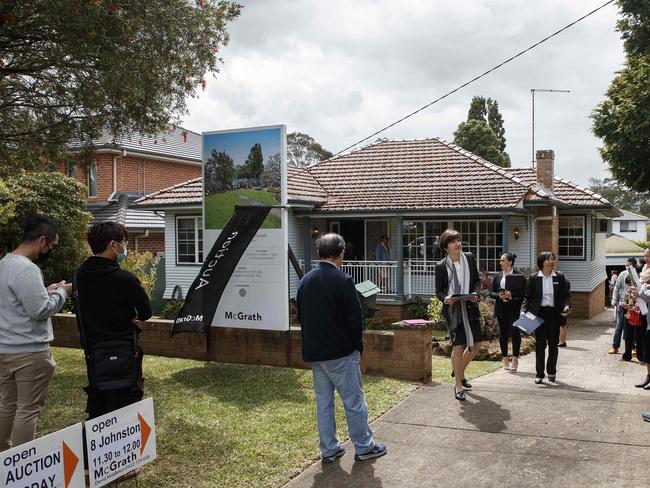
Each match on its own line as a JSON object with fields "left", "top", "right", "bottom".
{"left": 172, "top": 205, "right": 272, "bottom": 335}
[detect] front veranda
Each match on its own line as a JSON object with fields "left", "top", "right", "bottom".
{"left": 299, "top": 214, "right": 530, "bottom": 298}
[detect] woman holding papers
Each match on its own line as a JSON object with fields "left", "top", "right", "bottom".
{"left": 521, "top": 251, "right": 571, "bottom": 384}
{"left": 489, "top": 253, "right": 526, "bottom": 372}
{"left": 434, "top": 229, "right": 482, "bottom": 401}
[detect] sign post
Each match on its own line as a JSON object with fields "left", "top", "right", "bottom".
{"left": 85, "top": 398, "right": 156, "bottom": 488}
{"left": 0, "top": 423, "right": 84, "bottom": 488}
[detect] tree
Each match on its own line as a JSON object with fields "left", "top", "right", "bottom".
{"left": 0, "top": 0, "right": 241, "bottom": 170}
{"left": 241, "top": 143, "right": 264, "bottom": 179}
{"left": 587, "top": 177, "right": 650, "bottom": 216}
{"left": 205, "top": 149, "right": 234, "bottom": 193}
{"left": 453, "top": 119, "right": 509, "bottom": 167}
{"left": 287, "top": 132, "right": 333, "bottom": 167}
{"left": 0, "top": 172, "right": 92, "bottom": 283}
{"left": 454, "top": 96, "right": 510, "bottom": 167}
{"left": 591, "top": 0, "right": 650, "bottom": 192}
{"left": 262, "top": 152, "right": 281, "bottom": 188}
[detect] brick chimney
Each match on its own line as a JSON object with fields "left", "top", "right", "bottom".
{"left": 536, "top": 150, "right": 554, "bottom": 193}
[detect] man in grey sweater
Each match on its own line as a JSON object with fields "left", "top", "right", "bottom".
{"left": 0, "top": 215, "right": 71, "bottom": 451}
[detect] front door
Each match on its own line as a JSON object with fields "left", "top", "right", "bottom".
{"left": 366, "top": 220, "right": 390, "bottom": 260}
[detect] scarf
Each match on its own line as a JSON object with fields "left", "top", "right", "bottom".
{"left": 446, "top": 252, "right": 474, "bottom": 349}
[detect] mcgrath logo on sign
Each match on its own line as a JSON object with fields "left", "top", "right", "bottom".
{"left": 225, "top": 311, "right": 262, "bottom": 321}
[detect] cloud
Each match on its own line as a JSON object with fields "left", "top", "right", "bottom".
{"left": 184, "top": 0, "right": 624, "bottom": 186}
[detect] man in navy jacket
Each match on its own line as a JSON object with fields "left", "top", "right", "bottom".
{"left": 297, "top": 233, "right": 387, "bottom": 463}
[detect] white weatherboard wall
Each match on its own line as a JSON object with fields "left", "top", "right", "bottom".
{"left": 163, "top": 210, "right": 201, "bottom": 299}
{"left": 508, "top": 215, "right": 533, "bottom": 271}
{"left": 559, "top": 216, "right": 607, "bottom": 293}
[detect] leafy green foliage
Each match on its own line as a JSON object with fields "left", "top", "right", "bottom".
{"left": 163, "top": 299, "right": 184, "bottom": 320}
{"left": 427, "top": 296, "right": 445, "bottom": 323}
{"left": 591, "top": 0, "right": 650, "bottom": 192}
{"left": 240, "top": 143, "right": 264, "bottom": 179}
{"left": 119, "top": 251, "right": 160, "bottom": 298}
{"left": 0, "top": 171, "right": 91, "bottom": 283}
{"left": 454, "top": 96, "right": 510, "bottom": 167}
{"left": 454, "top": 119, "right": 510, "bottom": 167}
{"left": 287, "top": 132, "right": 333, "bottom": 167}
{"left": 0, "top": 179, "right": 16, "bottom": 225}
{"left": 205, "top": 149, "right": 235, "bottom": 193}
{"left": 0, "top": 0, "right": 241, "bottom": 170}
{"left": 406, "top": 296, "right": 429, "bottom": 319}
{"left": 587, "top": 177, "right": 650, "bottom": 216}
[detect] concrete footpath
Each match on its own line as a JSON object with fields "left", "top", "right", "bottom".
{"left": 283, "top": 310, "right": 650, "bottom": 487}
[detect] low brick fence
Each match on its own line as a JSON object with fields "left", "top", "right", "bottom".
{"left": 52, "top": 314, "right": 433, "bottom": 383}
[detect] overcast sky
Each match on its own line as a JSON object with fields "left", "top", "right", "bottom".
{"left": 183, "top": 0, "right": 625, "bottom": 188}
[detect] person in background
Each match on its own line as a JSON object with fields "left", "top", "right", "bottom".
{"left": 609, "top": 270, "right": 619, "bottom": 307}
{"left": 75, "top": 222, "right": 152, "bottom": 420}
{"left": 521, "top": 251, "right": 571, "bottom": 384}
{"left": 375, "top": 235, "right": 391, "bottom": 291}
{"left": 297, "top": 233, "right": 387, "bottom": 464}
{"left": 0, "top": 215, "right": 71, "bottom": 451}
{"left": 610, "top": 258, "right": 637, "bottom": 355}
{"left": 631, "top": 247, "right": 650, "bottom": 390}
{"left": 489, "top": 252, "right": 525, "bottom": 372}
{"left": 434, "top": 229, "right": 482, "bottom": 401}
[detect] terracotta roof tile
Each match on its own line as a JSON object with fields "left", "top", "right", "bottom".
{"left": 507, "top": 169, "right": 611, "bottom": 207}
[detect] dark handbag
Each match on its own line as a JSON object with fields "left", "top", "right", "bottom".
{"left": 72, "top": 270, "right": 141, "bottom": 391}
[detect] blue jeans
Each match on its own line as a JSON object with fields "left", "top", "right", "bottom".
{"left": 310, "top": 351, "right": 374, "bottom": 456}
{"left": 613, "top": 305, "right": 625, "bottom": 348}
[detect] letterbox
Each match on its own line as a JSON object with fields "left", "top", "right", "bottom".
{"left": 355, "top": 280, "right": 381, "bottom": 318}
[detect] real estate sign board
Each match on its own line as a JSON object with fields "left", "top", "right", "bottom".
{"left": 202, "top": 125, "right": 289, "bottom": 331}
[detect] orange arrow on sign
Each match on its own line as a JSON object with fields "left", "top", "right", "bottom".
{"left": 62, "top": 441, "right": 79, "bottom": 488}
{"left": 138, "top": 414, "right": 152, "bottom": 455}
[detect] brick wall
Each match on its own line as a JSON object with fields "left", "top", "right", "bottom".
{"left": 57, "top": 154, "right": 200, "bottom": 202}
{"left": 134, "top": 233, "right": 165, "bottom": 254}
{"left": 536, "top": 150, "right": 554, "bottom": 190}
{"left": 535, "top": 206, "right": 559, "bottom": 258}
{"left": 52, "top": 314, "right": 433, "bottom": 383}
{"left": 570, "top": 280, "right": 605, "bottom": 320}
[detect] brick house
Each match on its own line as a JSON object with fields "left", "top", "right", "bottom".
{"left": 135, "top": 137, "right": 620, "bottom": 319}
{"left": 58, "top": 127, "right": 202, "bottom": 253}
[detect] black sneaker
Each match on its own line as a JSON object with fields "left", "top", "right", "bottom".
{"left": 354, "top": 443, "right": 387, "bottom": 462}
{"left": 322, "top": 447, "right": 346, "bottom": 464}
{"left": 548, "top": 374, "right": 556, "bottom": 382}
{"left": 461, "top": 379, "right": 472, "bottom": 389}
{"left": 534, "top": 377, "right": 543, "bottom": 384}
{"left": 558, "top": 343, "right": 567, "bottom": 348}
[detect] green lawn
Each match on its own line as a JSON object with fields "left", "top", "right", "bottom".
{"left": 431, "top": 355, "right": 501, "bottom": 383}
{"left": 204, "top": 189, "right": 281, "bottom": 229}
{"left": 40, "top": 348, "right": 417, "bottom": 488}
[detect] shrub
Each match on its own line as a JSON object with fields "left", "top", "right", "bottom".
{"left": 406, "top": 296, "right": 429, "bottom": 319}
{"left": 0, "top": 171, "right": 91, "bottom": 283}
{"left": 119, "top": 251, "right": 160, "bottom": 298}
{"left": 163, "top": 299, "right": 184, "bottom": 320}
{"left": 427, "top": 296, "right": 445, "bottom": 323}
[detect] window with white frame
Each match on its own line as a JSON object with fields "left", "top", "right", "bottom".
{"left": 176, "top": 216, "right": 203, "bottom": 264}
{"left": 559, "top": 216, "right": 585, "bottom": 259}
{"left": 88, "top": 161, "right": 97, "bottom": 197}
{"left": 402, "top": 219, "right": 502, "bottom": 271}
{"left": 620, "top": 221, "right": 637, "bottom": 232}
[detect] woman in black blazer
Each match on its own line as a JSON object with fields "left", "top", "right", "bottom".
{"left": 434, "top": 229, "right": 482, "bottom": 401}
{"left": 521, "top": 251, "right": 571, "bottom": 384}
{"left": 489, "top": 252, "right": 525, "bottom": 372}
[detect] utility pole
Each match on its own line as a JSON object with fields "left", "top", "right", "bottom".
{"left": 531, "top": 88, "right": 570, "bottom": 167}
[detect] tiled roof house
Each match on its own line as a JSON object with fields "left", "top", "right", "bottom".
{"left": 136, "top": 137, "right": 619, "bottom": 319}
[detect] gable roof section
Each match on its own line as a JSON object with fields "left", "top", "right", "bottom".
{"left": 606, "top": 234, "right": 646, "bottom": 256}
{"left": 135, "top": 178, "right": 203, "bottom": 207}
{"left": 91, "top": 126, "right": 202, "bottom": 163}
{"left": 88, "top": 192, "right": 164, "bottom": 230}
{"left": 304, "top": 138, "right": 546, "bottom": 212}
{"left": 287, "top": 166, "right": 328, "bottom": 203}
{"left": 614, "top": 209, "right": 649, "bottom": 222}
{"left": 507, "top": 168, "right": 611, "bottom": 207}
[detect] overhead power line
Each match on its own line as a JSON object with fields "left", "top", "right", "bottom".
{"left": 332, "top": 0, "right": 616, "bottom": 158}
